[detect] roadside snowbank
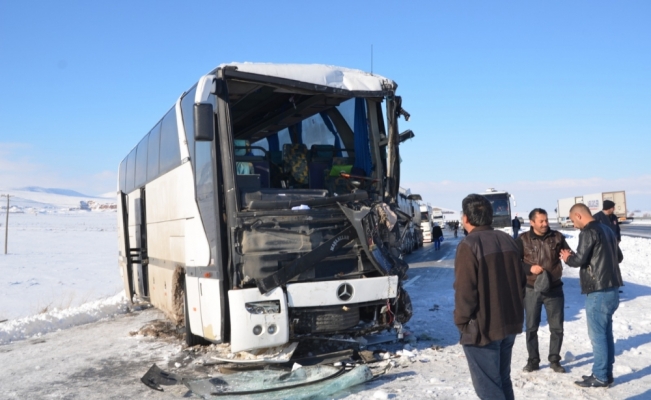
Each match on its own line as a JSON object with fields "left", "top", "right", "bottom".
{"left": 0, "top": 292, "right": 128, "bottom": 345}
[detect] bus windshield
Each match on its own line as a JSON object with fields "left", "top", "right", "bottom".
{"left": 490, "top": 199, "right": 510, "bottom": 216}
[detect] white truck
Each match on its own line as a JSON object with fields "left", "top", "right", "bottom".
{"left": 431, "top": 207, "right": 445, "bottom": 228}
{"left": 398, "top": 187, "right": 423, "bottom": 251}
{"left": 419, "top": 204, "right": 434, "bottom": 243}
{"left": 557, "top": 191, "right": 627, "bottom": 225}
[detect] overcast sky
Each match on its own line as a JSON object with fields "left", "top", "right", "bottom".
{"left": 1, "top": 1, "right": 649, "bottom": 213}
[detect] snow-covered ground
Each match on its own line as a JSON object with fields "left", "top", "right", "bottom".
{"left": 0, "top": 212, "right": 123, "bottom": 321}
{"left": 1, "top": 209, "right": 651, "bottom": 399}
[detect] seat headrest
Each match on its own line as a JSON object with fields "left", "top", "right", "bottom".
{"left": 234, "top": 139, "right": 250, "bottom": 156}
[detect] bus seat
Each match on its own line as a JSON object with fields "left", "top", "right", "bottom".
{"left": 282, "top": 143, "right": 309, "bottom": 187}
{"left": 269, "top": 150, "right": 283, "bottom": 166}
{"left": 324, "top": 156, "right": 357, "bottom": 195}
{"left": 310, "top": 144, "right": 336, "bottom": 160}
{"left": 309, "top": 145, "right": 335, "bottom": 190}
{"left": 234, "top": 139, "right": 254, "bottom": 175}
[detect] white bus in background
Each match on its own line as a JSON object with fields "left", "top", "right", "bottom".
{"left": 116, "top": 63, "right": 414, "bottom": 353}
{"left": 482, "top": 188, "right": 516, "bottom": 236}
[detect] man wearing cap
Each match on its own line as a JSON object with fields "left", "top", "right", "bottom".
{"left": 517, "top": 208, "right": 571, "bottom": 374}
{"left": 594, "top": 200, "right": 621, "bottom": 243}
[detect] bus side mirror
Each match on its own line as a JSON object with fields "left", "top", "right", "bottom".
{"left": 194, "top": 103, "right": 215, "bottom": 141}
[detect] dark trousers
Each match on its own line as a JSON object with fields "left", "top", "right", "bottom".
{"left": 524, "top": 286, "right": 564, "bottom": 363}
{"left": 434, "top": 237, "right": 441, "bottom": 250}
{"left": 463, "top": 334, "right": 516, "bottom": 400}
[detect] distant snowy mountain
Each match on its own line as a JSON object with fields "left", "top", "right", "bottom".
{"left": 98, "top": 191, "right": 117, "bottom": 199}
{"left": 18, "top": 187, "right": 100, "bottom": 198}
{"left": 0, "top": 187, "right": 116, "bottom": 211}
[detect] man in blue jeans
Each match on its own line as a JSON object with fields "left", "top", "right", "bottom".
{"left": 432, "top": 224, "right": 443, "bottom": 251}
{"left": 560, "top": 203, "right": 624, "bottom": 388}
{"left": 454, "top": 194, "right": 526, "bottom": 399}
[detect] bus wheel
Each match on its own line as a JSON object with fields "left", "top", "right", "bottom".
{"left": 183, "top": 280, "right": 206, "bottom": 347}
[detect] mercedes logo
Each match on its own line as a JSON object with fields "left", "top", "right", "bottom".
{"left": 336, "top": 283, "right": 354, "bottom": 301}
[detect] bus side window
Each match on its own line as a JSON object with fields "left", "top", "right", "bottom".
{"left": 147, "top": 123, "right": 161, "bottom": 182}
{"left": 181, "top": 87, "right": 197, "bottom": 165}
{"left": 119, "top": 157, "right": 128, "bottom": 192}
{"left": 134, "top": 134, "right": 149, "bottom": 188}
{"left": 159, "top": 108, "right": 181, "bottom": 174}
{"left": 125, "top": 149, "right": 137, "bottom": 193}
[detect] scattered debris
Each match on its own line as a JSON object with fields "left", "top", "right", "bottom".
{"left": 141, "top": 363, "right": 374, "bottom": 399}
{"left": 140, "top": 364, "right": 181, "bottom": 392}
{"left": 129, "top": 319, "right": 183, "bottom": 340}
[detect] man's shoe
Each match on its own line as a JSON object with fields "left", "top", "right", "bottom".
{"left": 575, "top": 375, "right": 609, "bottom": 388}
{"left": 582, "top": 374, "right": 613, "bottom": 385}
{"left": 550, "top": 362, "right": 566, "bottom": 373}
{"left": 522, "top": 361, "right": 539, "bottom": 372}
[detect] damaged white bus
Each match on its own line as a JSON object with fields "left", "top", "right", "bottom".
{"left": 117, "top": 63, "right": 413, "bottom": 353}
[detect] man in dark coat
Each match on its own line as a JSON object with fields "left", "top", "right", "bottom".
{"left": 454, "top": 194, "right": 526, "bottom": 400}
{"left": 512, "top": 214, "right": 521, "bottom": 239}
{"left": 517, "top": 208, "right": 571, "bottom": 374}
{"left": 593, "top": 200, "right": 621, "bottom": 243}
{"left": 560, "top": 203, "right": 624, "bottom": 388}
{"left": 432, "top": 224, "right": 443, "bottom": 250}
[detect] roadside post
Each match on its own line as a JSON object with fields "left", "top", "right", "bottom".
{"left": 2, "top": 194, "right": 11, "bottom": 255}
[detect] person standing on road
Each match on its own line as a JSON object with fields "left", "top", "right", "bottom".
{"left": 432, "top": 224, "right": 443, "bottom": 251}
{"left": 512, "top": 214, "right": 521, "bottom": 239}
{"left": 453, "top": 221, "right": 459, "bottom": 238}
{"left": 517, "top": 208, "right": 571, "bottom": 374}
{"left": 594, "top": 200, "right": 621, "bottom": 243}
{"left": 560, "top": 203, "right": 623, "bottom": 388}
{"left": 454, "top": 194, "right": 526, "bottom": 400}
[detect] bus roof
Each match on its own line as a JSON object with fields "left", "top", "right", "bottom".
{"left": 210, "top": 62, "right": 395, "bottom": 94}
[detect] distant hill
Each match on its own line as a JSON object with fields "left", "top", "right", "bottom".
{"left": 18, "top": 187, "right": 100, "bottom": 198}
{"left": 0, "top": 187, "right": 115, "bottom": 210}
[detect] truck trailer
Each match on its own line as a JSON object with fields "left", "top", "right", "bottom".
{"left": 557, "top": 191, "right": 627, "bottom": 223}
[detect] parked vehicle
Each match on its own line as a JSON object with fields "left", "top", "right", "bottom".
{"left": 419, "top": 204, "right": 434, "bottom": 243}
{"left": 482, "top": 188, "right": 517, "bottom": 236}
{"left": 431, "top": 208, "right": 445, "bottom": 228}
{"left": 398, "top": 188, "right": 423, "bottom": 252}
{"left": 117, "top": 63, "right": 413, "bottom": 352}
{"left": 559, "top": 217, "right": 574, "bottom": 228}
{"left": 557, "top": 191, "right": 627, "bottom": 223}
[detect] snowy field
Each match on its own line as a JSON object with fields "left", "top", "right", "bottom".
{"left": 0, "top": 212, "right": 123, "bottom": 321}
{"left": 1, "top": 211, "right": 651, "bottom": 399}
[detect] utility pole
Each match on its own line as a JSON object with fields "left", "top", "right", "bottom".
{"left": 1, "top": 194, "right": 12, "bottom": 255}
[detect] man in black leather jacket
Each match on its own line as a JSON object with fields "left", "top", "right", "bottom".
{"left": 560, "top": 203, "right": 623, "bottom": 388}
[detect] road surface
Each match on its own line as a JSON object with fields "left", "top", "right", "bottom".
{"left": 546, "top": 222, "right": 651, "bottom": 239}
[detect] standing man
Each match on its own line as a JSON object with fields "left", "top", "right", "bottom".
{"left": 454, "top": 194, "right": 526, "bottom": 400}
{"left": 517, "top": 208, "right": 571, "bottom": 374}
{"left": 512, "top": 214, "right": 521, "bottom": 239}
{"left": 593, "top": 200, "right": 621, "bottom": 243}
{"left": 432, "top": 224, "right": 443, "bottom": 251}
{"left": 560, "top": 203, "right": 623, "bottom": 388}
